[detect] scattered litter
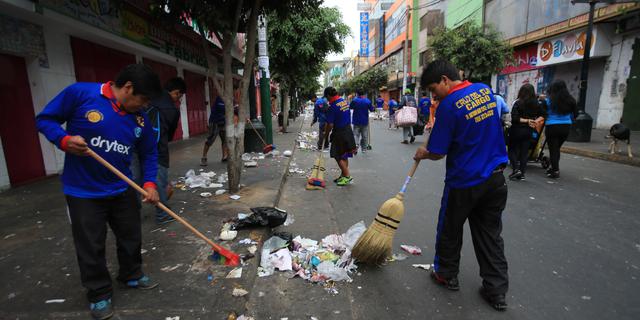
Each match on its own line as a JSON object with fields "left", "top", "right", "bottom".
{"left": 161, "top": 264, "right": 184, "bottom": 272}
{"left": 238, "top": 213, "right": 250, "bottom": 220}
{"left": 247, "top": 245, "right": 258, "bottom": 254}
{"left": 8, "top": 293, "right": 16, "bottom": 299}
{"left": 215, "top": 190, "right": 227, "bottom": 196}
{"left": 231, "top": 207, "right": 288, "bottom": 229}
{"left": 220, "top": 230, "right": 238, "bottom": 241}
{"left": 390, "top": 253, "right": 408, "bottom": 261}
{"left": 207, "top": 183, "right": 224, "bottom": 188}
{"left": 141, "top": 248, "right": 148, "bottom": 254}
{"left": 229, "top": 195, "right": 241, "bottom": 200}
{"left": 207, "top": 274, "right": 213, "bottom": 281}
{"left": 237, "top": 316, "right": 254, "bottom": 320}
{"left": 582, "top": 177, "right": 601, "bottom": 183}
{"left": 581, "top": 295, "right": 592, "bottom": 300}
{"left": 244, "top": 161, "right": 258, "bottom": 168}
{"left": 200, "top": 192, "right": 213, "bottom": 198}
{"left": 284, "top": 213, "right": 295, "bottom": 226}
{"left": 166, "top": 317, "right": 180, "bottom": 320}
{"left": 239, "top": 238, "right": 256, "bottom": 245}
{"left": 529, "top": 196, "right": 535, "bottom": 200}
{"left": 167, "top": 231, "right": 177, "bottom": 237}
{"left": 45, "top": 299, "right": 66, "bottom": 304}
{"left": 4, "top": 234, "right": 16, "bottom": 240}
{"left": 226, "top": 267, "right": 243, "bottom": 279}
{"left": 283, "top": 150, "right": 293, "bottom": 157}
{"left": 232, "top": 288, "right": 249, "bottom": 297}
{"left": 412, "top": 264, "right": 433, "bottom": 271}
{"left": 271, "top": 248, "right": 293, "bottom": 271}
{"left": 400, "top": 245, "right": 422, "bottom": 255}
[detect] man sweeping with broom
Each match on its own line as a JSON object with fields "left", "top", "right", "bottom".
{"left": 323, "top": 86, "right": 357, "bottom": 186}
{"left": 413, "top": 60, "right": 509, "bottom": 311}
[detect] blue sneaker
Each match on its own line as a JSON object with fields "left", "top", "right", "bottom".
{"left": 156, "top": 215, "right": 176, "bottom": 225}
{"left": 90, "top": 299, "right": 114, "bottom": 320}
{"left": 126, "top": 275, "right": 159, "bottom": 290}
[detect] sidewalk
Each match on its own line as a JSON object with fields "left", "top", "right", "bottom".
{"left": 0, "top": 117, "right": 302, "bottom": 319}
{"left": 561, "top": 128, "right": 640, "bottom": 167}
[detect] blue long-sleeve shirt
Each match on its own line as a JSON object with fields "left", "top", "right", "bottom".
{"left": 313, "top": 98, "right": 329, "bottom": 124}
{"left": 350, "top": 96, "right": 374, "bottom": 126}
{"left": 208, "top": 96, "right": 226, "bottom": 124}
{"left": 36, "top": 82, "right": 158, "bottom": 198}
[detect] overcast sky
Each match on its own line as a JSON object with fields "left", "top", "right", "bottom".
{"left": 323, "top": 0, "right": 360, "bottom": 61}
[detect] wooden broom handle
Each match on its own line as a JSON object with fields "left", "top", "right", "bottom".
{"left": 399, "top": 129, "right": 431, "bottom": 194}
{"left": 87, "top": 149, "right": 224, "bottom": 252}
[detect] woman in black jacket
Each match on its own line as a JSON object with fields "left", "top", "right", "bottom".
{"left": 508, "top": 84, "right": 547, "bottom": 181}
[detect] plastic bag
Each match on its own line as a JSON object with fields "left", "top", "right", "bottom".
{"left": 232, "top": 207, "right": 288, "bottom": 229}
{"left": 316, "top": 261, "right": 351, "bottom": 282}
{"left": 343, "top": 221, "right": 366, "bottom": 249}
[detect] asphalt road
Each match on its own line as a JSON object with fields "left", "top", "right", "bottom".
{"left": 252, "top": 113, "right": 640, "bottom": 320}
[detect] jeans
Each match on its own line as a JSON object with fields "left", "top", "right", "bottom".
{"left": 389, "top": 113, "right": 396, "bottom": 128}
{"left": 353, "top": 124, "right": 369, "bottom": 149}
{"left": 402, "top": 126, "right": 414, "bottom": 141}
{"left": 155, "top": 165, "right": 170, "bottom": 220}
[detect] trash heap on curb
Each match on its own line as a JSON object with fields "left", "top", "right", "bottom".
{"left": 257, "top": 221, "right": 366, "bottom": 292}
{"left": 296, "top": 131, "right": 319, "bottom": 151}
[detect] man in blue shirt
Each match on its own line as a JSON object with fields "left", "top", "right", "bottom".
{"left": 201, "top": 95, "right": 229, "bottom": 165}
{"left": 419, "top": 91, "right": 431, "bottom": 124}
{"left": 311, "top": 95, "right": 330, "bottom": 149}
{"left": 36, "top": 64, "right": 163, "bottom": 319}
{"left": 323, "top": 87, "right": 357, "bottom": 186}
{"left": 413, "top": 60, "right": 509, "bottom": 311}
{"left": 350, "top": 91, "right": 374, "bottom": 152}
{"left": 375, "top": 95, "right": 385, "bottom": 120}
{"left": 388, "top": 98, "right": 398, "bottom": 129}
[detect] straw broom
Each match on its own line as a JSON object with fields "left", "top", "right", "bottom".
{"left": 306, "top": 138, "right": 326, "bottom": 190}
{"left": 351, "top": 134, "right": 430, "bottom": 264}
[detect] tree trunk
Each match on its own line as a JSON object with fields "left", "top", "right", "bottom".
{"left": 282, "top": 86, "right": 290, "bottom": 132}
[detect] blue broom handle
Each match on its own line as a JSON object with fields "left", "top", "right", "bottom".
{"left": 399, "top": 131, "right": 430, "bottom": 194}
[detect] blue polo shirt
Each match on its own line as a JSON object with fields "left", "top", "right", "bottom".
{"left": 388, "top": 99, "right": 398, "bottom": 115}
{"left": 375, "top": 97, "right": 384, "bottom": 109}
{"left": 427, "top": 81, "right": 508, "bottom": 189}
{"left": 419, "top": 97, "right": 431, "bottom": 117}
{"left": 326, "top": 96, "right": 351, "bottom": 129}
{"left": 313, "top": 98, "right": 329, "bottom": 124}
{"left": 36, "top": 82, "right": 158, "bottom": 198}
{"left": 350, "top": 96, "right": 374, "bottom": 126}
{"left": 209, "top": 96, "right": 225, "bottom": 124}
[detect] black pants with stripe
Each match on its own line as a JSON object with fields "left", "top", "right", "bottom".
{"left": 66, "top": 188, "right": 143, "bottom": 303}
{"left": 434, "top": 172, "right": 509, "bottom": 295}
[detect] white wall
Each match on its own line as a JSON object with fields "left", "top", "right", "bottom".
{"left": 0, "top": 137, "right": 9, "bottom": 190}
{"left": 596, "top": 34, "right": 638, "bottom": 129}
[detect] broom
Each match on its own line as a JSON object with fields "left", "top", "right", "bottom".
{"left": 246, "top": 119, "right": 275, "bottom": 154}
{"left": 306, "top": 138, "right": 326, "bottom": 190}
{"left": 87, "top": 149, "right": 241, "bottom": 266}
{"left": 351, "top": 135, "right": 430, "bottom": 264}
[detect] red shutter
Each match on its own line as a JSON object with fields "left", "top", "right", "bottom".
{"left": 184, "top": 70, "right": 207, "bottom": 136}
{"left": 70, "top": 37, "right": 136, "bottom": 82}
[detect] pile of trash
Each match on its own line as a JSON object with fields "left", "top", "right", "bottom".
{"left": 296, "top": 131, "right": 319, "bottom": 151}
{"left": 257, "top": 221, "right": 366, "bottom": 289}
{"left": 181, "top": 169, "right": 227, "bottom": 189}
{"left": 241, "top": 152, "right": 266, "bottom": 168}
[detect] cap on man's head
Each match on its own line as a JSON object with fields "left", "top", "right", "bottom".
{"left": 404, "top": 89, "right": 412, "bottom": 95}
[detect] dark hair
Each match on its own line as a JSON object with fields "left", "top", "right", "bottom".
{"left": 378, "top": 94, "right": 381, "bottom": 98}
{"left": 324, "top": 86, "right": 338, "bottom": 98}
{"left": 356, "top": 90, "right": 364, "bottom": 96}
{"left": 115, "top": 64, "right": 162, "bottom": 99}
{"left": 420, "top": 60, "right": 461, "bottom": 87}
{"left": 165, "top": 77, "right": 186, "bottom": 93}
{"left": 517, "top": 83, "right": 538, "bottom": 111}
{"left": 548, "top": 80, "right": 576, "bottom": 115}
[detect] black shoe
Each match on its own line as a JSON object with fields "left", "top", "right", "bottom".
{"left": 518, "top": 173, "right": 526, "bottom": 181}
{"left": 125, "top": 275, "right": 158, "bottom": 290}
{"left": 545, "top": 167, "right": 554, "bottom": 175}
{"left": 156, "top": 215, "right": 176, "bottom": 225}
{"left": 430, "top": 270, "right": 460, "bottom": 291}
{"left": 410, "top": 135, "right": 416, "bottom": 143}
{"left": 509, "top": 170, "right": 522, "bottom": 181}
{"left": 479, "top": 287, "right": 508, "bottom": 311}
{"left": 547, "top": 171, "right": 559, "bottom": 179}
{"left": 401, "top": 140, "right": 409, "bottom": 144}
{"left": 90, "top": 299, "right": 114, "bottom": 320}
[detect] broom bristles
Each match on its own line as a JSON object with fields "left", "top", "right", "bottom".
{"left": 352, "top": 193, "right": 405, "bottom": 265}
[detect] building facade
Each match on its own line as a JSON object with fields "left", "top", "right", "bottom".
{"left": 0, "top": 0, "right": 243, "bottom": 189}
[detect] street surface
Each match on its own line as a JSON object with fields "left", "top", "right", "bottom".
{"left": 250, "top": 112, "right": 640, "bottom": 320}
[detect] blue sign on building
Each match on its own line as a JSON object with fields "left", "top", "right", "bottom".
{"left": 360, "top": 12, "right": 369, "bottom": 57}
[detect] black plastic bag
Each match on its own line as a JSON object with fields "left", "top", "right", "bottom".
{"left": 231, "top": 207, "right": 288, "bottom": 229}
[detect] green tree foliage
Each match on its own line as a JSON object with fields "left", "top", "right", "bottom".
{"left": 429, "top": 21, "right": 512, "bottom": 81}
{"left": 339, "top": 65, "right": 387, "bottom": 95}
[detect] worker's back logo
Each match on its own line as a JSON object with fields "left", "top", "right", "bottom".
{"left": 85, "top": 110, "right": 103, "bottom": 123}
{"left": 136, "top": 115, "right": 145, "bottom": 127}
{"left": 134, "top": 127, "right": 142, "bottom": 138}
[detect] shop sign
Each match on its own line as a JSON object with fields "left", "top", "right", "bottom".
{"left": 500, "top": 44, "right": 538, "bottom": 74}
{"left": 536, "top": 26, "right": 610, "bottom": 67}
{"left": 360, "top": 12, "right": 369, "bottom": 57}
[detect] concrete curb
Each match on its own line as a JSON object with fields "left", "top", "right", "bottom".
{"left": 561, "top": 146, "right": 640, "bottom": 167}
{"left": 273, "top": 116, "right": 306, "bottom": 207}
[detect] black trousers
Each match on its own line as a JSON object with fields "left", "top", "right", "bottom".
{"left": 545, "top": 124, "right": 570, "bottom": 172}
{"left": 434, "top": 172, "right": 509, "bottom": 295}
{"left": 508, "top": 126, "right": 531, "bottom": 173}
{"left": 66, "top": 188, "right": 143, "bottom": 303}
{"left": 317, "top": 124, "right": 329, "bottom": 149}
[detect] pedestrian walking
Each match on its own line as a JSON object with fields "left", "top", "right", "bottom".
{"left": 419, "top": 91, "right": 431, "bottom": 130}
{"left": 508, "top": 84, "right": 546, "bottom": 181}
{"left": 35, "top": 64, "right": 163, "bottom": 319}
{"left": 388, "top": 97, "right": 398, "bottom": 129}
{"left": 399, "top": 89, "right": 417, "bottom": 144}
{"left": 414, "top": 60, "right": 509, "bottom": 311}
{"left": 311, "top": 95, "right": 330, "bottom": 149}
{"left": 540, "top": 80, "right": 577, "bottom": 179}
{"left": 201, "top": 95, "right": 229, "bottom": 166}
{"left": 322, "top": 87, "right": 357, "bottom": 186}
{"left": 375, "top": 94, "right": 385, "bottom": 120}
{"left": 350, "top": 90, "right": 374, "bottom": 153}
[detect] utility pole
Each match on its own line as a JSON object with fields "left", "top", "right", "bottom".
{"left": 402, "top": 5, "right": 411, "bottom": 93}
{"left": 257, "top": 14, "right": 273, "bottom": 145}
